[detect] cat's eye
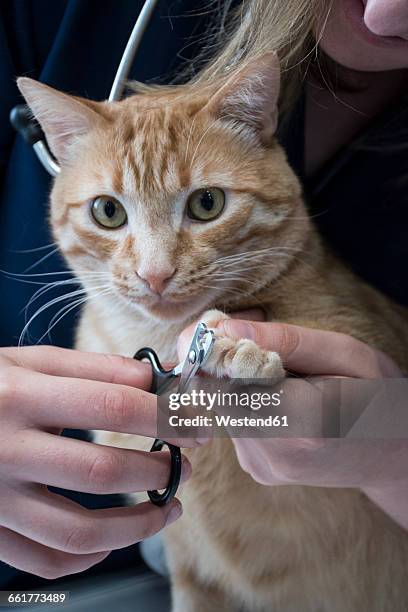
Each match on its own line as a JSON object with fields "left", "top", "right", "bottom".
{"left": 90, "top": 196, "right": 127, "bottom": 229}
{"left": 187, "top": 188, "right": 225, "bottom": 222}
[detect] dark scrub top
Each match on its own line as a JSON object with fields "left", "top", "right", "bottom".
{"left": 0, "top": 0, "right": 223, "bottom": 589}
{"left": 281, "top": 91, "right": 408, "bottom": 306}
{"left": 0, "top": 0, "right": 407, "bottom": 591}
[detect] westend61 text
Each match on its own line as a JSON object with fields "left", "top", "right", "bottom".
{"left": 168, "top": 414, "right": 289, "bottom": 428}
{"left": 168, "top": 389, "right": 282, "bottom": 411}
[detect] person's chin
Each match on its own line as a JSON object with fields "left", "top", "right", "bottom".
{"left": 317, "top": 0, "right": 408, "bottom": 72}
{"left": 344, "top": 0, "right": 408, "bottom": 49}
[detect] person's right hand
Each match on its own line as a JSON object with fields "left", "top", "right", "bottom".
{"left": 0, "top": 345, "right": 198, "bottom": 579}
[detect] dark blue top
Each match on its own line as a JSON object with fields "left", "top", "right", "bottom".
{"left": 0, "top": 0, "right": 222, "bottom": 588}
{"left": 1, "top": 0, "right": 407, "bottom": 590}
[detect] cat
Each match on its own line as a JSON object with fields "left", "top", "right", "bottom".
{"left": 18, "top": 52, "right": 408, "bottom": 611}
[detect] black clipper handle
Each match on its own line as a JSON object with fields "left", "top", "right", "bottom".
{"left": 134, "top": 347, "right": 182, "bottom": 507}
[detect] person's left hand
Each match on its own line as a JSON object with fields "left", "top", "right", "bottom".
{"left": 178, "top": 310, "right": 408, "bottom": 529}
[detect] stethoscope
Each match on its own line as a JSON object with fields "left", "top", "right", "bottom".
{"left": 9, "top": 0, "right": 158, "bottom": 177}
{"left": 8, "top": 0, "right": 217, "bottom": 507}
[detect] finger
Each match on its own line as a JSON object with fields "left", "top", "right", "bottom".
{"left": 0, "top": 526, "right": 110, "bottom": 580}
{"left": 230, "top": 376, "right": 405, "bottom": 487}
{"left": 8, "top": 430, "right": 191, "bottom": 494}
{"left": 2, "top": 345, "right": 152, "bottom": 389}
{"left": 0, "top": 488, "right": 183, "bottom": 555}
{"left": 6, "top": 367, "right": 201, "bottom": 447}
{"left": 229, "top": 308, "right": 265, "bottom": 321}
{"left": 177, "top": 309, "right": 266, "bottom": 358}
{"left": 215, "top": 320, "right": 400, "bottom": 378}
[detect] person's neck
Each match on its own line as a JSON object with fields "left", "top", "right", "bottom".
{"left": 304, "top": 64, "right": 408, "bottom": 178}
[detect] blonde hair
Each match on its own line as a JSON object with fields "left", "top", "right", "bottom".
{"left": 190, "top": 0, "right": 330, "bottom": 114}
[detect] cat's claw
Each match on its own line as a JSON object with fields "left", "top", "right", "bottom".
{"left": 199, "top": 309, "right": 285, "bottom": 382}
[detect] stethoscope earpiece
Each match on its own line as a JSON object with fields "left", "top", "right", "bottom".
{"left": 9, "top": 0, "right": 158, "bottom": 177}
{"left": 9, "top": 105, "right": 43, "bottom": 145}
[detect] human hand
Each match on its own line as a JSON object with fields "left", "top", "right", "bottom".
{"left": 179, "top": 312, "right": 408, "bottom": 528}
{"left": 0, "top": 346, "right": 200, "bottom": 579}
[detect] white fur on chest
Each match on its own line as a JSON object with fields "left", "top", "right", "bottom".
{"left": 76, "top": 298, "right": 190, "bottom": 362}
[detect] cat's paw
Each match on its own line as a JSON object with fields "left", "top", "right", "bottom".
{"left": 200, "top": 309, "right": 229, "bottom": 328}
{"left": 204, "top": 335, "right": 284, "bottom": 382}
{"left": 199, "top": 309, "right": 285, "bottom": 383}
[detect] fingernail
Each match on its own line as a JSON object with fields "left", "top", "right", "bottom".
{"left": 220, "top": 320, "right": 256, "bottom": 341}
{"left": 166, "top": 499, "right": 183, "bottom": 525}
{"left": 180, "top": 455, "right": 192, "bottom": 483}
{"left": 196, "top": 437, "right": 210, "bottom": 445}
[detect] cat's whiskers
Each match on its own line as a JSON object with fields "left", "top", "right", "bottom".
{"left": 19, "top": 282, "right": 111, "bottom": 346}
{"left": 197, "top": 283, "right": 266, "bottom": 310}
{"left": 2, "top": 277, "right": 62, "bottom": 287}
{"left": 192, "top": 247, "right": 321, "bottom": 305}
{"left": 184, "top": 114, "right": 199, "bottom": 163}
{"left": 196, "top": 281, "right": 250, "bottom": 300}
{"left": 23, "top": 246, "right": 61, "bottom": 273}
{"left": 38, "top": 286, "right": 114, "bottom": 346}
{"left": 10, "top": 242, "right": 58, "bottom": 254}
{"left": 21, "top": 286, "right": 92, "bottom": 345}
{"left": 191, "top": 263, "right": 275, "bottom": 287}
{"left": 189, "top": 117, "right": 222, "bottom": 169}
{"left": 283, "top": 210, "right": 329, "bottom": 221}
{"left": 23, "top": 279, "right": 82, "bottom": 319}
{"left": 207, "top": 246, "right": 320, "bottom": 277}
{"left": 185, "top": 247, "right": 310, "bottom": 304}
{"left": 206, "top": 273, "right": 278, "bottom": 297}
{"left": 210, "top": 273, "right": 263, "bottom": 288}
{"left": 195, "top": 277, "right": 262, "bottom": 295}
{"left": 211, "top": 256, "right": 286, "bottom": 272}
{"left": 1, "top": 269, "right": 109, "bottom": 279}
{"left": 198, "top": 250, "right": 289, "bottom": 280}
{"left": 208, "top": 253, "right": 282, "bottom": 272}
{"left": 23, "top": 275, "right": 109, "bottom": 318}
{"left": 3, "top": 271, "right": 110, "bottom": 314}
{"left": 213, "top": 246, "right": 305, "bottom": 267}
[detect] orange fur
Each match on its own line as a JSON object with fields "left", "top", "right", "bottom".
{"left": 18, "top": 54, "right": 408, "bottom": 611}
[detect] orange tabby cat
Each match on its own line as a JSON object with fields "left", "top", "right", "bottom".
{"left": 18, "top": 53, "right": 408, "bottom": 611}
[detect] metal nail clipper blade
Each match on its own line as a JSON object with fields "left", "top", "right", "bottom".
{"left": 134, "top": 322, "right": 215, "bottom": 506}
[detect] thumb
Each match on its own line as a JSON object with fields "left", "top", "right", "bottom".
{"left": 177, "top": 308, "right": 265, "bottom": 361}
{"left": 177, "top": 323, "right": 198, "bottom": 361}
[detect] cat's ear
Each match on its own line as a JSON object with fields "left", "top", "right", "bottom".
{"left": 17, "top": 78, "right": 105, "bottom": 163}
{"left": 205, "top": 52, "right": 280, "bottom": 145}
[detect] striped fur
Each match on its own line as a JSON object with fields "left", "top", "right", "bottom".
{"left": 18, "top": 55, "right": 408, "bottom": 611}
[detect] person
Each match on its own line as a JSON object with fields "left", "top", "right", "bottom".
{"left": 0, "top": 0, "right": 220, "bottom": 592}
{"left": 0, "top": 0, "right": 407, "bottom": 598}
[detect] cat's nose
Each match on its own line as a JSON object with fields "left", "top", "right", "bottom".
{"left": 136, "top": 267, "right": 176, "bottom": 295}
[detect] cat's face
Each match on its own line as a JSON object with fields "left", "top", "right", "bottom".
{"left": 18, "top": 54, "right": 309, "bottom": 323}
